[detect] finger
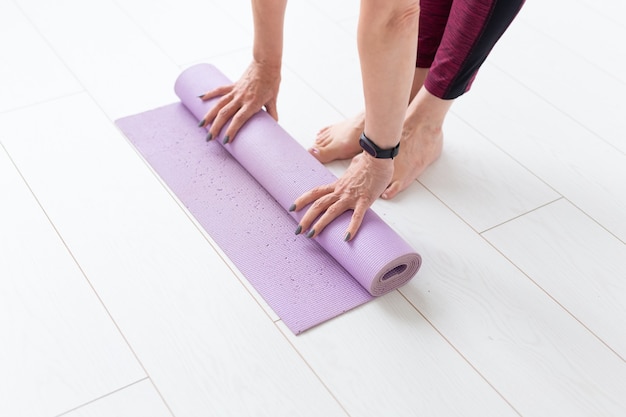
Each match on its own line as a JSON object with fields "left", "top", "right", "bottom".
{"left": 204, "top": 92, "right": 234, "bottom": 124}
{"left": 209, "top": 99, "right": 242, "bottom": 143}
{"left": 344, "top": 200, "right": 369, "bottom": 241}
{"left": 307, "top": 198, "right": 352, "bottom": 238}
{"left": 297, "top": 193, "right": 339, "bottom": 235}
{"left": 292, "top": 183, "right": 336, "bottom": 212}
{"left": 223, "top": 103, "right": 258, "bottom": 143}
{"left": 200, "top": 84, "right": 233, "bottom": 101}
{"left": 199, "top": 92, "right": 234, "bottom": 132}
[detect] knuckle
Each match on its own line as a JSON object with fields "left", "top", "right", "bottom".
{"left": 326, "top": 202, "right": 342, "bottom": 216}
{"left": 353, "top": 203, "right": 367, "bottom": 217}
{"left": 216, "top": 105, "right": 232, "bottom": 120}
{"left": 310, "top": 185, "right": 325, "bottom": 194}
{"left": 311, "top": 198, "right": 327, "bottom": 211}
{"left": 216, "top": 94, "right": 231, "bottom": 107}
{"left": 352, "top": 212, "right": 365, "bottom": 224}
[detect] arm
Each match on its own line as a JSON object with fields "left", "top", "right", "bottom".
{"left": 251, "top": 0, "right": 286, "bottom": 73}
{"left": 293, "top": 0, "right": 419, "bottom": 240}
{"left": 200, "top": 0, "right": 287, "bottom": 143}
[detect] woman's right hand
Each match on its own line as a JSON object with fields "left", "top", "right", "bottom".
{"left": 198, "top": 60, "right": 281, "bottom": 144}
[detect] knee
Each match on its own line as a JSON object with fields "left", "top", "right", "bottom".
{"left": 387, "top": 1, "right": 420, "bottom": 33}
{"left": 361, "top": 0, "right": 420, "bottom": 35}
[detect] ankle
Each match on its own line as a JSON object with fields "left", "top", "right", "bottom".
{"left": 401, "top": 121, "right": 443, "bottom": 143}
{"left": 421, "top": 123, "right": 443, "bottom": 140}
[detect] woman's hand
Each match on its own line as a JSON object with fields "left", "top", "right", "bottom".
{"left": 198, "top": 60, "right": 281, "bottom": 143}
{"left": 291, "top": 153, "right": 394, "bottom": 241}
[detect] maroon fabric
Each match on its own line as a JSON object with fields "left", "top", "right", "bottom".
{"left": 417, "top": 0, "right": 525, "bottom": 99}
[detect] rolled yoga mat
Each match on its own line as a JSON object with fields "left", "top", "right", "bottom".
{"left": 116, "top": 63, "right": 421, "bottom": 334}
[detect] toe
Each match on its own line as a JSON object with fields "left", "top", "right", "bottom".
{"left": 381, "top": 181, "right": 402, "bottom": 200}
{"left": 315, "top": 126, "right": 331, "bottom": 144}
{"left": 309, "top": 146, "right": 333, "bottom": 164}
{"left": 317, "top": 135, "right": 332, "bottom": 147}
{"left": 316, "top": 126, "right": 330, "bottom": 135}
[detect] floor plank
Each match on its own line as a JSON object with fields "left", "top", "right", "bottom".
{"left": 521, "top": 0, "right": 626, "bottom": 86}
{"left": 454, "top": 62, "right": 626, "bottom": 243}
{"left": 279, "top": 292, "right": 518, "bottom": 417}
{"left": 16, "top": 0, "right": 180, "bottom": 119}
{"left": 373, "top": 185, "right": 626, "bottom": 417}
{"left": 419, "top": 113, "right": 559, "bottom": 232}
{"left": 484, "top": 199, "right": 626, "bottom": 359}
{"left": 489, "top": 10, "right": 626, "bottom": 154}
{"left": 62, "top": 380, "right": 172, "bottom": 417}
{"left": 281, "top": 1, "right": 364, "bottom": 117}
{"left": 114, "top": 0, "right": 251, "bottom": 67}
{"left": 0, "top": 145, "right": 145, "bottom": 417}
{"left": 0, "top": 1, "right": 81, "bottom": 113}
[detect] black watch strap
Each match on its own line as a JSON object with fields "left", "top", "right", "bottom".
{"left": 359, "top": 132, "right": 400, "bottom": 159}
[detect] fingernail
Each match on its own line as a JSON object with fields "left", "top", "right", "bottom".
{"left": 344, "top": 232, "right": 351, "bottom": 242}
{"left": 310, "top": 148, "right": 319, "bottom": 155}
{"left": 197, "top": 94, "right": 205, "bottom": 98}
{"left": 306, "top": 229, "right": 315, "bottom": 238}
{"left": 206, "top": 132, "right": 213, "bottom": 142}
{"left": 198, "top": 119, "right": 205, "bottom": 128}
{"left": 223, "top": 135, "right": 230, "bottom": 144}
{"left": 288, "top": 203, "right": 296, "bottom": 212}
{"left": 295, "top": 225, "right": 302, "bottom": 235}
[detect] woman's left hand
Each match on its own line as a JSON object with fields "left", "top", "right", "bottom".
{"left": 291, "top": 153, "right": 393, "bottom": 241}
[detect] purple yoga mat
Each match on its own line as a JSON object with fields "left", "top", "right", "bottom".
{"left": 116, "top": 63, "right": 421, "bottom": 334}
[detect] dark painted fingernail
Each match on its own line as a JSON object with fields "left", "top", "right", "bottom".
{"left": 198, "top": 118, "right": 205, "bottom": 127}
{"left": 288, "top": 203, "right": 296, "bottom": 212}
{"left": 206, "top": 132, "right": 213, "bottom": 142}
{"left": 306, "top": 229, "right": 315, "bottom": 238}
{"left": 344, "top": 232, "right": 351, "bottom": 242}
{"left": 223, "top": 135, "right": 230, "bottom": 144}
{"left": 295, "top": 225, "right": 302, "bottom": 235}
{"left": 198, "top": 94, "right": 205, "bottom": 98}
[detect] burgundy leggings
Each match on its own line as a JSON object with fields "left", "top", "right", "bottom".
{"left": 418, "top": 0, "right": 525, "bottom": 99}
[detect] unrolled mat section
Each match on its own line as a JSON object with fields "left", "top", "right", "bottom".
{"left": 116, "top": 63, "right": 421, "bottom": 334}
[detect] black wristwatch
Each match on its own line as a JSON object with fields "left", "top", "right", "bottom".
{"left": 359, "top": 132, "right": 400, "bottom": 159}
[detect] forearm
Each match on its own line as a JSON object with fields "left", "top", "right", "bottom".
{"left": 251, "top": 0, "right": 287, "bottom": 71}
{"left": 358, "top": 0, "right": 419, "bottom": 149}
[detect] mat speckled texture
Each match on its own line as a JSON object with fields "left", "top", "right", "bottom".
{"left": 115, "top": 64, "right": 421, "bottom": 334}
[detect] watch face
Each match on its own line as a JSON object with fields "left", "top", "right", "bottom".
{"left": 359, "top": 137, "right": 377, "bottom": 157}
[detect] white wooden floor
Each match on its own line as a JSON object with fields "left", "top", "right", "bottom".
{"left": 1, "top": 0, "right": 625, "bottom": 416}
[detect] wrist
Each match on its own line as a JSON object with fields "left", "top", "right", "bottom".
{"left": 252, "top": 56, "right": 282, "bottom": 75}
{"left": 362, "top": 151, "right": 394, "bottom": 167}
{"left": 359, "top": 132, "right": 400, "bottom": 159}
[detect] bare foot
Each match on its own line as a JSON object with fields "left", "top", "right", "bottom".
{"left": 381, "top": 125, "right": 443, "bottom": 199}
{"left": 309, "top": 113, "right": 365, "bottom": 163}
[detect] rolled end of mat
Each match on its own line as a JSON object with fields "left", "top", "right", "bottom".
{"left": 370, "top": 253, "right": 421, "bottom": 296}
{"left": 175, "top": 63, "right": 422, "bottom": 296}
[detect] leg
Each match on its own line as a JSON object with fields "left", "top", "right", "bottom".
{"left": 308, "top": 0, "right": 441, "bottom": 164}
{"left": 423, "top": 0, "right": 526, "bottom": 99}
{"left": 382, "top": 84, "right": 452, "bottom": 199}
{"left": 383, "top": 0, "right": 526, "bottom": 198}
